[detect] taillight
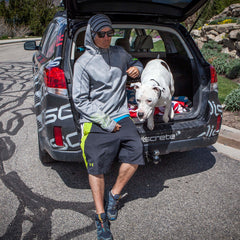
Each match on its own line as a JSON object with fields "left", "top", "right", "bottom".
{"left": 216, "top": 115, "right": 222, "bottom": 131}
{"left": 53, "top": 126, "right": 64, "bottom": 146}
{"left": 44, "top": 67, "right": 67, "bottom": 96}
{"left": 210, "top": 65, "right": 218, "bottom": 92}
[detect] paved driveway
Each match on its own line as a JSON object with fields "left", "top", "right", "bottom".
{"left": 0, "top": 43, "right": 239, "bottom": 240}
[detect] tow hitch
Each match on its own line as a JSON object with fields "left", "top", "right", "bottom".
{"left": 145, "top": 150, "right": 162, "bottom": 164}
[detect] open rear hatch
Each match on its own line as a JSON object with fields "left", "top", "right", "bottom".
{"left": 67, "top": 0, "right": 213, "bottom": 134}
{"left": 63, "top": 0, "right": 208, "bottom": 22}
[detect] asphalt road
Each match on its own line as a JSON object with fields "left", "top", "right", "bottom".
{"left": 0, "top": 43, "right": 240, "bottom": 240}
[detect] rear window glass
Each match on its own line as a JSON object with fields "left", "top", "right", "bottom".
{"left": 39, "top": 22, "right": 59, "bottom": 59}
{"left": 152, "top": 0, "right": 192, "bottom": 8}
{"left": 145, "top": 29, "right": 165, "bottom": 52}
{"left": 111, "top": 28, "right": 166, "bottom": 53}
{"left": 75, "top": 0, "right": 192, "bottom": 8}
{"left": 73, "top": 26, "right": 189, "bottom": 62}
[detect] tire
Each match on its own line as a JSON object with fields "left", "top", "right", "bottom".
{"left": 38, "top": 134, "right": 54, "bottom": 164}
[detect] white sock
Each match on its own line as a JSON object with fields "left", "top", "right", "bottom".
{"left": 111, "top": 190, "right": 116, "bottom": 197}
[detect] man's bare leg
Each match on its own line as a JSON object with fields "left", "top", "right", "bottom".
{"left": 111, "top": 163, "right": 138, "bottom": 195}
{"left": 89, "top": 174, "right": 105, "bottom": 214}
{"left": 89, "top": 164, "right": 138, "bottom": 214}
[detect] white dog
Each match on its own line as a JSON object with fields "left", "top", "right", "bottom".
{"left": 131, "top": 59, "right": 175, "bottom": 130}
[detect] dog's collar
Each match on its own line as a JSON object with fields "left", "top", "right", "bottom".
{"left": 150, "top": 79, "right": 160, "bottom": 86}
{"left": 150, "top": 79, "right": 162, "bottom": 99}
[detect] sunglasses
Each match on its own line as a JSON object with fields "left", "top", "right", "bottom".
{"left": 92, "top": 29, "right": 115, "bottom": 38}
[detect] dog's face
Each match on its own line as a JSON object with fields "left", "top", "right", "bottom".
{"left": 131, "top": 82, "right": 164, "bottom": 121}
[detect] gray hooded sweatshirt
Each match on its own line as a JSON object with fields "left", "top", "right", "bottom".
{"left": 72, "top": 24, "right": 143, "bottom": 132}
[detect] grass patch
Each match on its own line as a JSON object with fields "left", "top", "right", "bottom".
{"left": 218, "top": 75, "right": 239, "bottom": 104}
{"left": 153, "top": 40, "right": 165, "bottom": 52}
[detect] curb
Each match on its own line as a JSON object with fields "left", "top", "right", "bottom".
{"left": 218, "top": 125, "right": 240, "bottom": 150}
{"left": 0, "top": 38, "right": 41, "bottom": 45}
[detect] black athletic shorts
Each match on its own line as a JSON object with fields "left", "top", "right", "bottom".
{"left": 80, "top": 117, "right": 145, "bottom": 175}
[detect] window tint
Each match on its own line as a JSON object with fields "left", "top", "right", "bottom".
{"left": 108, "top": 27, "right": 187, "bottom": 56}
{"left": 40, "top": 23, "right": 55, "bottom": 55}
{"left": 112, "top": 28, "right": 166, "bottom": 53}
{"left": 129, "top": 29, "right": 137, "bottom": 49}
{"left": 39, "top": 24, "right": 53, "bottom": 52}
{"left": 145, "top": 29, "right": 165, "bottom": 52}
{"left": 39, "top": 22, "right": 59, "bottom": 59}
{"left": 170, "top": 34, "right": 187, "bottom": 56}
{"left": 111, "top": 29, "right": 125, "bottom": 46}
{"left": 45, "top": 25, "right": 59, "bottom": 58}
{"left": 152, "top": 0, "right": 192, "bottom": 8}
{"left": 162, "top": 32, "right": 187, "bottom": 55}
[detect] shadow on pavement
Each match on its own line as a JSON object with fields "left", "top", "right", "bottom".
{"left": 51, "top": 147, "right": 216, "bottom": 203}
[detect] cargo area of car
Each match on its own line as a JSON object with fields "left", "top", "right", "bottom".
{"left": 71, "top": 24, "right": 201, "bottom": 124}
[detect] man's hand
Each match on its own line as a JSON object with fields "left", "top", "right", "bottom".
{"left": 126, "top": 66, "right": 140, "bottom": 79}
{"left": 112, "top": 123, "right": 121, "bottom": 132}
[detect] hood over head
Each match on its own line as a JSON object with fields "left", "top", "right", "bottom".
{"left": 84, "top": 14, "right": 112, "bottom": 53}
{"left": 89, "top": 14, "right": 112, "bottom": 39}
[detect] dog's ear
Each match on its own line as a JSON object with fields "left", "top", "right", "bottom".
{"left": 152, "top": 86, "right": 165, "bottom": 97}
{"left": 152, "top": 86, "right": 164, "bottom": 92}
{"left": 130, "top": 82, "right": 141, "bottom": 90}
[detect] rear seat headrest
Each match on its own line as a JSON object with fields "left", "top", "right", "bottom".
{"left": 115, "top": 38, "right": 130, "bottom": 51}
{"left": 134, "top": 35, "right": 153, "bottom": 52}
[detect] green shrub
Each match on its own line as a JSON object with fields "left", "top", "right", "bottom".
{"left": 201, "top": 41, "right": 240, "bottom": 79}
{"left": 209, "top": 17, "right": 238, "bottom": 25}
{"left": 226, "top": 59, "right": 240, "bottom": 79}
{"left": 224, "top": 87, "right": 240, "bottom": 112}
{"left": 0, "top": 35, "right": 8, "bottom": 39}
{"left": 212, "top": 54, "right": 230, "bottom": 74}
{"left": 201, "top": 40, "right": 222, "bottom": 53}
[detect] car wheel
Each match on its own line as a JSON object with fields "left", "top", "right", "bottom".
{"left": 38, "top": 134, "right": 54, "bottom": 164}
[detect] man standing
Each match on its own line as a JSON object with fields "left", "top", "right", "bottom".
{"left": 73, "top": 14, "right": 145, "bottom": 240}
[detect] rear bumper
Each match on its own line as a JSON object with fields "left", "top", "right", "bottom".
{"left": 137, "top": 105, "right": 222, "bottom": 157}
{"left": 46, "top": 134, "right": 218, "bottom": 162}
{"left": 47, "top": 148, "right": 83, "bottom": 162}
{"left": 143, "top": 135, "right": 218, "bottom": 156}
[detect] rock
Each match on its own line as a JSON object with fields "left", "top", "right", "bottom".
{"left": 195, "top": 39, "right": 204, "bottom": 49}
{"left": 215, "top": 33, "right": 226, "bottom": 43}
{"left": 229, "top": 30, "right": 240, "bottom": 40}
{"left": 207, "top": 34, "right": 217, "bottom": 41}
{"left": 229, "top": 3, "right": 240, "bottom": 10}
{"left": 191, "top": 29, "right": 201, "bottom": 38}
{"left": 198, "top": 37, "right": 207, "bottom": 42}
{"left": 221, "top": 47, "right": 230, "bottom": 54}
{"left": 230, "top": 3, "right": 240, "bottom": 17}
{"left": 235, "top": 41, "right": 240, "bottom": 51}
{"left": 216, "top": 23, "right": 238, "bottom": 33}
{"left": 222, "top": 48, "right": 239, "bottom": 58}
{"left": 222, "top": 38, "right": 236, "bottom": 50}
{"left": 192, "top": 4, "right": 240, "bottom": 59}
{"left": 202, "top": 24, "right": 218, "bottom": 32}
{"left": 209, "top": 3, "right": 240, "bottom": 21}
{"left": 208, "top": 30, "right": 219, "bottom": 36}
{"left": 228, "top": 50, "right": 238, "bottom": 58}
{"left": 232, "top": 8, "right": 240, "bottom": 17}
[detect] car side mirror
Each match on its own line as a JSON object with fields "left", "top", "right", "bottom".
{"left": 24, "top": 41, "right": 39, "bottom": 50}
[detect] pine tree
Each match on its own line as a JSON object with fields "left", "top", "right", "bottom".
{"left": 2, "top": 0, "right": 59, "bottom": 36}
{"left": 29, "top": 0, "right": 58, "bottom": 36}
{"left": 0, "top": 0, "right": 6, "bottom": 17}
